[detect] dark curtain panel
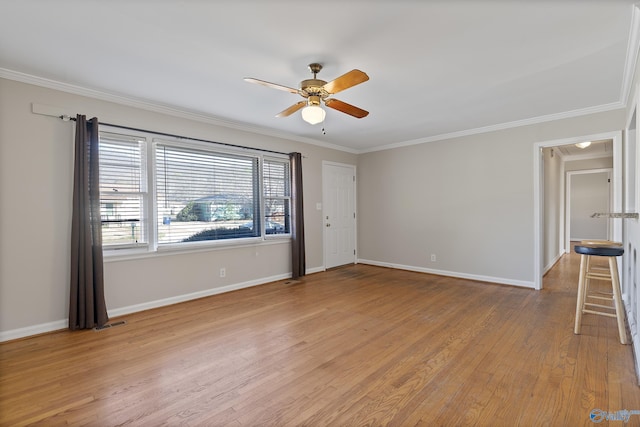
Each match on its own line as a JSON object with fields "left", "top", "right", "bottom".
{"left": 290, "top": 152, "right": 306, "bottom": 279}
{"left": 69, "top": 115, "right": 109, "bottom": 330}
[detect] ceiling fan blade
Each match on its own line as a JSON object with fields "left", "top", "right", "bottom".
{"left": 324, "top": 98, "right": 369, "bottom": 118}
{"left": 322, "top": 69, "right": 369, "bottom": 94}
{"left": 244, "top": 77, "right": 300, "bottom": 95}
{"left": 276, "top": 101, "right": 306, "bottom": 117}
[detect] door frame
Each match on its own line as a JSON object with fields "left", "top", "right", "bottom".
{"left": 533, "top": 131, "right": 623, "bottom": 290}
{"left": 322, "top": 161, "right": 357, "bottom": 270}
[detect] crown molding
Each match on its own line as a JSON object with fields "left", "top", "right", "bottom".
{"left": 620, "top": 4, "right": 640, "bottom": 105}
{"left": 0, "top": 68, "right": 359, "bottom": 155}
{"left": 1, "top": 21, "right": 635, "bottom": 159}
{"left": 358, "top": 101, "right": 626, "bottom": 154}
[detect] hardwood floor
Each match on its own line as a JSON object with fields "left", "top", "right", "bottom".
{"left": 2, "top": 252, "right": 640, "bottom": 426}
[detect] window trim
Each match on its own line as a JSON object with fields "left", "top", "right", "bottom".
{"left": 104, "top": 237, "right": 290, "bottom": 263}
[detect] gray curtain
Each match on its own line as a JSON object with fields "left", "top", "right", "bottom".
{"left": 290, "top": 152, "right": 306, "bottom": 279}
{"left": 69, "top": 115, "right": 108, "bottom": 330}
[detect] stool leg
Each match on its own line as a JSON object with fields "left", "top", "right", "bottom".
{"left": 584, "top": 255, "right": 591, "bottom": 297}
{"left": 609, "top": 257, "right": 628, "bottom": 344}
{"left": 575, "top": 254, "right": 588, "bottom": 335}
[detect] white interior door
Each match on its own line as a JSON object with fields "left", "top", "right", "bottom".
{"left": 323, "top": 162, "right": 356, "bottom": 269}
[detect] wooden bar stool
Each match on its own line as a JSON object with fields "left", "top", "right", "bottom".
{"left": 574, "top": 243, "right": 627, "bottom": 344}
{"left": 579, "top": 240, "right": 623, "bottom": 289}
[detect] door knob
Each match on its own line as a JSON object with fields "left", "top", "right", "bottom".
{"left": 326, "top": 223, "right": 331, "bottom": 227}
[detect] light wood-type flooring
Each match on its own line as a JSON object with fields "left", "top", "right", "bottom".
{"left": 2, "top": 250, "right": 640, "bottom": 426}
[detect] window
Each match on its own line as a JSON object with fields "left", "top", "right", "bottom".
{"left": 98, "top": 132, "right": 148, "bottom": 248}
{"left": 263, "top": 158, "right": 291, "bottom": 235}
{"left": 155, "top": 143, "right": 260, "bottom": 244}
{"left": 97, "top": 129, "right": 290, "bottom": 253}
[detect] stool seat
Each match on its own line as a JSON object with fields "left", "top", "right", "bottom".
{"left": 580, "top": 239, "right": 622, "bottom": 246}
{"left": 574, "top": 244, "right": 624, "bottom": 257}
{"left": 574, "top": 243, "right": 627, "bottom": 344}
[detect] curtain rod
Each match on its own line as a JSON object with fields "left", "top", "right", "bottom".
{"left": 60, "top": 114, "right": 291, "bottom": 156}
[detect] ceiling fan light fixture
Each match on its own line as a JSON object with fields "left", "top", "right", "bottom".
{"left": 301, "top": 101, "right": 325, "bottom": 125}
{"left": 575, "top": 141, "right": 592, "bottom": 149}
{"left": 245, "top": 63, "right": 369, "bottom": 123}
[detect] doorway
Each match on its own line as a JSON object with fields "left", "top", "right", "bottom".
{"left": 533, "top": 131, "right": 623, "bottom": 290}
{"left": 322, "top": 161, "right": 356, "bottom": 269}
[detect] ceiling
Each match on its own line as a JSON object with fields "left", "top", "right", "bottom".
{"left": 0, "top": 1, "right": 637, "bottom": 153}
{"left": 555, "top": 139, "right": 613, "bottom": 159}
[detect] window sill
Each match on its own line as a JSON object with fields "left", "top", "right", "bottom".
{"left": 103, "top": 237, "right": 290, "bottom": 263}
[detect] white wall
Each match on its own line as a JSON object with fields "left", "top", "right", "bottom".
{"left": 357, "top": 110, "right": 625, "bottom": 288}
{"left": 569, "top": 171, "right": 610, "bottom": 240}
{"left": 623, "top": 51, "right": 640, "bottom": 380}
{"left": 565, "top": 157, "right": 613, "bottom": 172}
{"left": 0, "top": 78, "right": 357, "bottom": 339}
{"left": 543, "top": 147, "right": 564, "bottom": 271}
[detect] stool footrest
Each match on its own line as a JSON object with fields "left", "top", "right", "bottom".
{"left": 587, "top": 295, "right": 613, "bottom": 301}
{"left": 586, "top": 272, "right": 613, "bottom": 280}
{"left": 590, "top": 291, "right": 613, "bottom": 296}
{"left": 584, "top": 302, "right": 615, "bottom": 310}
{"left": 583, "top": 309, "right": 617, "bottom": 318}
{"left": 586, "top": 295, "right": 613, "bottom": 301}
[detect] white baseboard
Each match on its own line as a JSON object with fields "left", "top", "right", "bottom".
{"left": 0, "top": 319, "right": 69, "bottom": 342}
{"left": 108, "top": 273, "right": 291, "bottom": 318}
{"left": 306, "top": 266, "right": 326, "bottom": 275}
{"left": 623, "top": 300, "right": 640, "bottom": 384}
{"left": 0, "top": 262, "right": 532, "bottom": 342}
{"left": 544, "top": 251, "right": 564, "bottom": 275}
{"left": 1, "top": 271, "right": 305, "bottom": 343}
{"left": 357, "top": 259, "right": 535, "bottom": 289}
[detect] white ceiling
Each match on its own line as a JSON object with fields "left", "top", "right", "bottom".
{"left": 555, "top": 139, "right": 613, "bottom": 159}
{"left": 0, "top": 1, "right": 637, "bottom": 153}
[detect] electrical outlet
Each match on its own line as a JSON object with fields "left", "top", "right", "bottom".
{"left": 431, "top": 254, "right": 436, "bottom": 262}
{"left": 220, "top": 267, "right": 226, "bottom": 277}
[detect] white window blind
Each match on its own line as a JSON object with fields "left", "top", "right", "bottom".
{"left": 155, "top": 144, "right": 260, "bottom": 244}
{"left": 98, "top": 133, "right": 147, "bottom": 247}
{"left": 263, "top": 158, "right": 291, "bottom": 235}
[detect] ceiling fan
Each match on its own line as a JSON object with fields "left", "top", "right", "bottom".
{"left": 244, "top": 63, "right": 369, "bottom": 125}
